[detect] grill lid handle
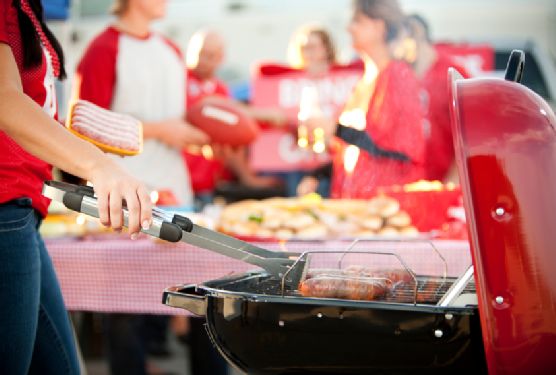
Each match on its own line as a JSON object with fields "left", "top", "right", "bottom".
{"left": 504, "top": 50, "right": 525, "bottom": 83}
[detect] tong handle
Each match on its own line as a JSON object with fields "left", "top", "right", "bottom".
{"left": 62, "top": 191, "right": 183, "bottom": 243}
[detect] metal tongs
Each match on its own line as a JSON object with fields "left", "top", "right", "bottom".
{"left": 42, "top": 181, "right": 308, "bottom": 288}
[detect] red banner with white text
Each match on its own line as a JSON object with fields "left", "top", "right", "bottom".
{"left": 249, "top": 64, "right": 363, "bottom": 172}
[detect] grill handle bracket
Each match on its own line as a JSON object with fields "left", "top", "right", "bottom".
{"left": 163, "top": 285, "right": 206, "bottom": 316}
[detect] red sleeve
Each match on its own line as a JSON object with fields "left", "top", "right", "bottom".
{"left": 73, "top": 27, "right": 119, "bottom": 110}
{"left": 369, "top": 62, "right": 425, "bottom": 164}
{"left": 160, "top": 34, "right": 183, "bottom": 60}
{"left": 0, "top": 0, "right": 9, "bottom": 44}
{"left": 216, "top": 80, "right": 230, "bottom": 98}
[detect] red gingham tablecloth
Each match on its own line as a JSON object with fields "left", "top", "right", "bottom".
{"left": 45, "top": 238, "right": 472, "bottom": 315}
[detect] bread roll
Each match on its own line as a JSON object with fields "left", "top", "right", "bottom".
{"left": 296, "top": 223, "right": 328, "bottom": 239}
{"left": 284, "top": 213, "right": 316, "bottom": 230}
{"left": 275, "top": 229, "right": 294, "bottom": 240}
{"left": 386, "top": 211, "right": 411, "bottom": 228}
{"left": 231, "top": 221, "right": 260, "bottom": 236}
{"left": 377, "top": 226, "right": 400, "bottom": 237}
{"left": 368, "top": 196, "right": 400, "bottom": 218}
{"left": 400, "top": 226, "right": 419, "bottom": 238}
{"left": 361, "top": 215, "right": 383, "bottom": 230}
{"left": 255, "top": 228, "right": 274, "bottom": 238}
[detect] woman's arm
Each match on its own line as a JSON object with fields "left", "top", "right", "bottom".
{"left": 0, "top": 43, "right": 151, "bottom": 238}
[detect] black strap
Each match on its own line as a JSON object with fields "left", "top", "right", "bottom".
{"left": 335, "top": 124, "right": 410, "bottom": 162}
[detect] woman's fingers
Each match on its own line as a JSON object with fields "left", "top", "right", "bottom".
{"left": 96, "top": 188, "right": 111, "bottom": 227}
{"left": 137, "top": 185, "right": 152, "bottom": 231}
{"left": 109, "top": 190, "right": 123, "bottom": 232}
{"left": 125, "top": 190, "right": 140, "bottom": 239}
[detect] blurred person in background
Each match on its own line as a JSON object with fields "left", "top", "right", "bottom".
{"left": 400, "top": 14, "right": 470, "bottom": 183}
{"left": 297, "top": 0, "right": 425, "bottom": 198}
{"left": 288, "top": 25, "right": 338, "bottom": 77}
{"left": 283, "top": 25, "right": 339, "bottom": 197}
{"left": 183, "top": 29, "right": 285, "bottom": 209}
{"left": 73, "top": 0, "right": 207, "bottom": 374}
{"left": 0, "top": 0, "right": 152, "bottom": 373}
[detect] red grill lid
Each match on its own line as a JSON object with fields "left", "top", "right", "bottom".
{"left": 449, "top": 51, "right": 556, "bottom": 375}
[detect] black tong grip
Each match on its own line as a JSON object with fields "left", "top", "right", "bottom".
{"left": 172, "top": 214, "right": 194, "bottom": 233}
{"left": 61, "top": 188, "right": 183, "bottom": 243}
{"left": 63, "top": 191, "right": 84, "bottom": 212}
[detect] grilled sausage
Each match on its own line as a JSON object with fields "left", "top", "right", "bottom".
{"left": 299, "top": 276, "right": 387, "bottom": 301}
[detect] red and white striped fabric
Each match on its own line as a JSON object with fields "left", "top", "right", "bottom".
{"left": 45, "top": 239, "right": 471, "bottom": 315}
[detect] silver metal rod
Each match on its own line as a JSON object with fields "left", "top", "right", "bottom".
{"left": 437, "top": 264, "right": 474, "bottom": 307}
{"left": 338, "top": 238, "right": 448, "bottom": 279}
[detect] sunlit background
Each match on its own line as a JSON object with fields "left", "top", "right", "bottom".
{"left": 49, "top": 0, "right": 556, "bottom": 112}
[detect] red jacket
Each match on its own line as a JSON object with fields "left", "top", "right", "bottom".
{"left": 331, "top": 61, "right": 425, "bottom": 199}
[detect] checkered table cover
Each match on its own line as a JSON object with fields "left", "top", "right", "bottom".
{"left": 45, "top": 238, "right": 471, "bottom": 315}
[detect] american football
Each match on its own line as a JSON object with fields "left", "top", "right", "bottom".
{"left": 186, "top": 97, "right": 260, "bottom": 146}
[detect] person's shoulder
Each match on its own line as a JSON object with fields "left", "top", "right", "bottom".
{"left": 85, "top": 26, "right": 120, "bottom": 55}
{"left": 215, "top": 77, "right": 230, "bottom": 94}
{"left": 156, "top": 33, "right": 183, "bottom": 59}
{"left": 386, "top": 60, "right": 419, "bottom": 85}
{"left": 389, "top": 60, "right": 415, "bottom": 75}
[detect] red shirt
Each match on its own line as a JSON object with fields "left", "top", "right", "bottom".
{"left": 183, "top": 69, "right": 233, "bottom": 193}
{"left": 331, "top": 61, "right": 425, "bottom": 199}
{"left": 422, "top": 50, "right": 469, "bottom": 181}
{"left": 0, "top": 0, "right": 58, "bottom": 217}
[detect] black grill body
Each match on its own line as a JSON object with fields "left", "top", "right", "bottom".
{"left": 163, "top": 271, "right": 488, "bottom": 375}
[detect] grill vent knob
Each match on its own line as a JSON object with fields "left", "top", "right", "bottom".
{"left": 445, "top": 313, "right": 453, "bottom": 321}
{"left": 434, "top": 330, "right": 443, "bottom": 338}
{"left": 317, "top": 313, "right": 323, "bottom": 318}
{"left": 496, "top": 296, "right": 504, "bottom": 304}
{"left": 279, "top": 321, "right": 284, "bottom": 327}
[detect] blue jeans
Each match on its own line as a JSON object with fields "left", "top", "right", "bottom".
{"left": 0, "top": 198, "right": 80, "bottom": 374}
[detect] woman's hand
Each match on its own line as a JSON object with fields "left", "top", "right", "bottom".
{"left": 88, "top": 159, "right": 152, "bottom": 240}
{"left": 301, "top": 116, "right": 338, "bottom": 140}
{"left": 250, "top": 107, "right": 289, "bottom": 127}
{"left": 297, "top": 176, "right": 319, "bottom": 196}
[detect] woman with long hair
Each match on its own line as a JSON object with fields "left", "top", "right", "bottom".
{"left": 298, "top": 0, "right": 425, "bottom": 198}
{"left": 288, "top": 25, "right": 337, "bottom": 76}
{"left": 0, "top": 0, "right": 152, "bottom": 373}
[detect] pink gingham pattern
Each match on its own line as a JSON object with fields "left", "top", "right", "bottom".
{"left": 45, "top": 238, "right": 471, "bottom": 315}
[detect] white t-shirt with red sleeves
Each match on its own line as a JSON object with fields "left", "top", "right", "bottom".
{"left": 0, "top": 0, "right": 57, "bottom": 217}
{"left": 74, "top": 26, "right": 193, "bottom": 206}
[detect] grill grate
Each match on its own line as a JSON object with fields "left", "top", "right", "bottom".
{"left": 218, "top": 275, "right": 476, "bottom": 305}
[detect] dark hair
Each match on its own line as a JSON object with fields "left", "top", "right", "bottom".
{"left": 12, "top": 0, "right": 66, "bottom": 80}
{"left": 407, "top": 14, "right": 431, "bottom": 42}
{"left": 288, "top": 26, "right": 338, "bottom": 68}
{"left": 310, "top": 29, "right": 337, "bottom": 64}
{"left": 353, "top": 0, "right": 405, "bottom": 42}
